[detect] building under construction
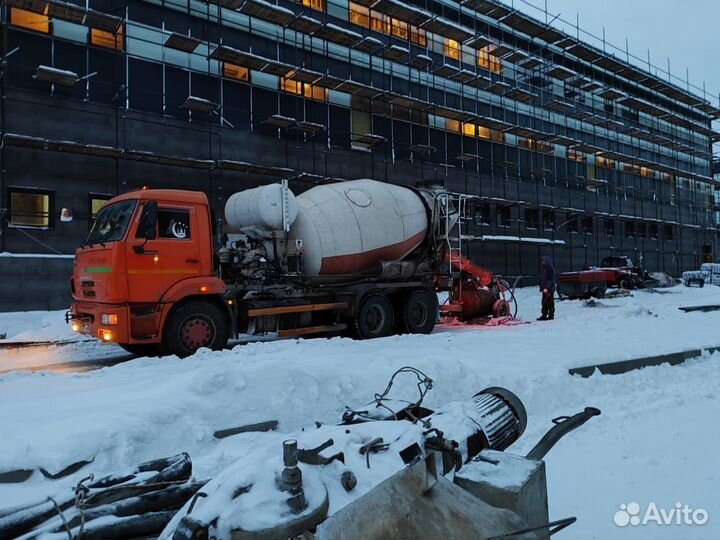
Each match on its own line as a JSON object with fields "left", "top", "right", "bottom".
{"left": 0, "top": 0, "right": 719, "bottom": 309}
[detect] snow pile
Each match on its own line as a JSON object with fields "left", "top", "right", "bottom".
{"left": 0, "top": 310, "right": 76, "bottom": 343}
{"left": 0, "top": 286, "right": 719, "bottom": 539}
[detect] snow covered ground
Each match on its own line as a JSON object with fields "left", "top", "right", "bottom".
{"left": 1, "top": 286, "right": 719, "bottom": 539}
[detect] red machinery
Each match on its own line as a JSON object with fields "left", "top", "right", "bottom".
{"left": 439, "top": 254, "right": 516, "bottom": 322}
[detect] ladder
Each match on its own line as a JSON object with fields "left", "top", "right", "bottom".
{"left": 435, "top": 192, "right": 472, "bottom": 279}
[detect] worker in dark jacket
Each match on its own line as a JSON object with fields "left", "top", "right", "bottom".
{"left": 538, "top": 256, "right": 556, "bottom": 321}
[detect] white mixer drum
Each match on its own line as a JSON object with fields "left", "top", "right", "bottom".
{"left": 225, "top": 184, "right": 298, "bottom": 232}
{"left": 291, "top": 179, "right": 428, "bottom": 275}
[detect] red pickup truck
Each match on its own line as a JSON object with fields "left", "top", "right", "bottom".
{"left": 557, "top": 256, "right": 649, "bottom": 299}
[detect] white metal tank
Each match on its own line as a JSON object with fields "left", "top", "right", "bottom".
{"left": 290, "top": 179, "right": 428, "bottom": 275}
{"left": 225, "top": 184, "right": 298, "bottom": 232}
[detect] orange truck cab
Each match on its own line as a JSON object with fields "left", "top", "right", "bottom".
{"left": 68, "top": 189, "right": 229, "bottom": 357}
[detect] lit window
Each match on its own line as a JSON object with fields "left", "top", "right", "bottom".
{"left": 90, "top": 196, "right": 110, "bottom": 218}
{"left": 444, "top": 38, "right": 460, "bottom": 60}
{"left": 89, "top": 194, "right": 112, "bottom": 230}
{"left": 568, "top": 149, "right": 586, "bottom": 163}
{"left": 9, "top": 188, "right": 52, "bottom": 228}
{"left": 224, "top": 63, "right": 250, "bottom": 81}
{"left": 302, "top": 0, "right": 325, "bottom": 12}
{"left": 446, "top": 119, "right": 461, "bottom": 133}
{"left": 10, "top": 7, "right": 49, "bottom": 33}
{"left": 281, "top": 78, "right": 328, "bottom": 102}
{"left": 391, "top": 18, "right": 408, "bottom": 40}
{"left": 596, "top": 156, "right": 615, "bottom": 169}
{"left": 370, "top": 11, "right": 391, "bottom": 34}
{"left": 477, "top": 46, "right": 502, "bottom": 74}
{"left": 410, "top": 26, "right": 426, "bottom": 46}
{"left": 463, "top": 123, "right": 476, "bottom": 137}
{"left": 519, "top": 138, "right": 535, "bottom": 151}
{"left": 91, "top": 25, "right": 124, "bottom": 51}
{"left": 349, "top": 2, "right": 370, "bottom": 27}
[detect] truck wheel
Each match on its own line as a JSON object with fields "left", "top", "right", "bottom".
{"left": 354, "top": 294, "right": 394, "bottom": 339}
{"left": 164, "top": 301, "right": 229, "bottom": 358}
{"left": 400, "top": 289, "right": 437, "bottom": 334}
{"left": 119, "top": 344, "right": 162, "bottom": 357}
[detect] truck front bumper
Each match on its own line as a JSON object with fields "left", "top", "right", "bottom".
{"left": 68, "top": 303, "right": 130, "bottom": 344}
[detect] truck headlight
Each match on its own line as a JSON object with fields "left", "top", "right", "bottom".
{"left": 101, "top": 313, "right": 118, "bottom": 326}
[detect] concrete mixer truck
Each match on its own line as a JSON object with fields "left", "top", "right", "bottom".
{"left": 66, "top": 179, "right": 493, "bottom": 357}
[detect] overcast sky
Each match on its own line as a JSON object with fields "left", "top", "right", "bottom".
{"left": 511, "top": 0, "right": 720, "bottom": 106}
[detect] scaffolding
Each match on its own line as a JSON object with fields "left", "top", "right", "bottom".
{"left": 0, "top": 0, "right": 718, "bottom": 277}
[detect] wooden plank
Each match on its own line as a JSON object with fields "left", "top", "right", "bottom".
{"left": 278, "top": 324, "right": 347, "bottom": 338}
{"left": 247, "top": 302, "right": 348, "bottom": 317}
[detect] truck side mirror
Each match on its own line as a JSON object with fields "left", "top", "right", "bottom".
{"left": 60, "top": 208, "right": 74, "bottom": 222}
{"left": 139, "top": 201, "right": 158, "bottom": 240}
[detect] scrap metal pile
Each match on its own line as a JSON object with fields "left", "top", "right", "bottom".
{"left": 2, "top": 369, "right": 600, "bottom": 540}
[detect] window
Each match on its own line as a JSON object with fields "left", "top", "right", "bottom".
{"left": 596, "top": 156, "right": 615, "bottom": 169}
{"left": 87, "top": 200, "right": 136, "bottom": 244}
{"left": 8, "top": 188, "right": 53, "bottom": 228}
{"left": 565, "top": 213, "right": 578, "bottom": 233}
{"left": 91, "top": 25, "right": 124, "bottom": 51}
{"left": 444, "top": 38, "right": 460, "bottom": 60}
{"left": 301, "top": 0, "right": 325, "bottom": 12}
{"left": 349, "top": 2, "right": 370, "bottom": 27}
{"left": 649, "top": 224, "right": 658, "bottom": 240}
{"left": 543, "top": 211, "right": 555, "bottom": 231}
{"left": 281, "top": 78, "right": 328, "bottom": 102}
{"left": 477, "top": 46, "right": 502, "bottom": 74}
{"left": 625, "top": 222, "right": 636, "bottom": 238}
{"left": 410, "top": 26, "right": 426, "bottom": 46}
{"left": 581, "top": 216, "right": 593, "bottom": 235}
{"left": 224, "top": 63, "right": 250, "bottom": 81}
{"left": 637, "top": 223, "right": 647, "bottom": 239}
{"left": 604, "top": 219, "right": 615, "bottom": 236}
{"left": 474, "top": 204, "right": 490, "bottom": 226}
{"left": 10, "top": 7, "right": 49, "bottom": 33}
{"left": 463, "top": 123, "right": 476, "bottom": 137}
{"left": 497, "top": 206, "right": 511, "bottom": 228}
{"left": 89, "top": 194, "right": 113, "bottom": 228}
{"left": 518, "top": 138, "right": 534, "bottom": 151}
{"left": 664, "top": 224, "right": 674, "bottom": 241}
{"left": 391, "top": 18, "right": 408, "bottom": 40}
{"left": 567, "top": 149, "right": 586, "bottom": 163}
{"left": 370, "top": 11, "right": 391, "bottom": 34}
{"left": 525, "top": 209, "right": 539, "bottom": 230}
{"left": 159, "top": 209, "right": 191, "bottom": 239}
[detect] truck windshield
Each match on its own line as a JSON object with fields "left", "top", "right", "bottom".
{"left": 85, "top": 200, "right": 137, "bottom": 245}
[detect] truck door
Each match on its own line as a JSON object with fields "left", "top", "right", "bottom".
{"left": 127, "top": 203, "right": 201, "bottom": 303}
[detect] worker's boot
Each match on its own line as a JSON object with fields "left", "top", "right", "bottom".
{"left": 536, "top": 315, "right": 547, "bottom": 321}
